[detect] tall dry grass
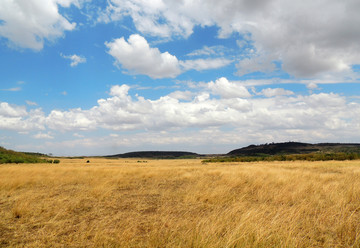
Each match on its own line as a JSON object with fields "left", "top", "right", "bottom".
{"left": 1, "top": 158, "right": 360, "bottom": 247}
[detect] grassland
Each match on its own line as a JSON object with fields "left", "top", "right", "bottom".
{"left": 1, "top": 158, "right": 360, "bottom": 247}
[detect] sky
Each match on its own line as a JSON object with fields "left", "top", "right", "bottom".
{"left": 0, "top": 0, "right": 360, "bottom": 156}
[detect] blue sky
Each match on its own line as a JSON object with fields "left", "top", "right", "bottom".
{"left": 1, "top": 0, "right": 360, "bottom": 156}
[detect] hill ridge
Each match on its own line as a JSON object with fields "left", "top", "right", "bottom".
{"left": 228, "top": 142, "right": 360, "bottom": 156}
{"left": 106, "top": 151, "right": 198, "bottom": 158}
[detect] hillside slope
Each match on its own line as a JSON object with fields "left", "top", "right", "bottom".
{"left": 106, "top": 151, "right": 199, "bottom": 159}
{"left": 228, "top": 142, "right": 360, "bottom": 156}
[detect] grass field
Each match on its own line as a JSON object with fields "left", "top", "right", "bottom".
{"left": 1, "top": 158, "right": 360, "bottom": 247}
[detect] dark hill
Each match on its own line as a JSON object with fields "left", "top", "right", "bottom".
{"left": 228, "top": 142, "right": 360, "bottom": 156}
{"left": 106, "top": 151, "right": 199, "bottom": 159}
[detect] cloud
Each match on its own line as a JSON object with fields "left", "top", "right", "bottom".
{"left": 186, "top": 45, "right": 227, "bottom": 57}
{"left": 0, "top": 87, "right": 21, "bottom": 92}
{"left": 259, "top": 88, "right": 294, "bottom": 97}
{"left": 109, "top": 84, "right": 131, "bottom": 97}
{"left": 167, "top": 91, "right": 193, "bottom": 101}
{"left": 46, "top": 108, "right": 96, "bottom": 131}
{"left": 30, "top": 91, "right": 360, "bottom": 155}
{"left": 26, "top": 100, "right": 38, "bottom": 106}
{"left": 306, "top": 82, "right": 319, "bottom": 91}
{"left": 209, "top": 77, "right": 360, "bottom": 88}
{"left": 236, "top": 56, "right": 277, "bottom": 76}
{"left": 3, "top": 78, "right": 360, "bottom": 154}
{"left": 0, "top": 102, "right": 27, "bottom": 117}
{"left": 38, "top": 79, "right": 250, "bottom": 132}
{"left": 0, "top": 0, "right": 78, "bottom": 50}
{"left": 106, "top": 34, "right": 232, "bottom": 78}
{"left": 39, "top": 78, "right": 359, "bottom": 135}
{"left": 61, "top": 54, "right": 86, "bottom": 67}
{"left": 106, "top": 34, "right": 181, "bottom": 78}
{"left": 207, "top": 77, "right": 252, "bottom": 99}
{"left": 0, "top": 103, "right": 45, "bottom": 131}
{"left": 73, "top": 133, "right": 84, "bottom": 138}
{"left": 180, "top": 58, "right": 232, "bottom": 71}
{"left": 100, "top": 0, "right": 360, "bottom": 79}
{"left": 33, "top": 132, "right": 54, "bottom": 139}
{"left": 98, "top": 0, "right": 197, "bottom": 38}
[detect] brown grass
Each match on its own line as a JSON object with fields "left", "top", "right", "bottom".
{"left": 1, "top": 158, "right": 360, "bottom": 247}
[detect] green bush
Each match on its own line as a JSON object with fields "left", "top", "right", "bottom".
{"left": 53, "top": 159, "right": 60, "bottom": 164}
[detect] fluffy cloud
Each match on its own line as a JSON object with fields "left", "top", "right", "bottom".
{"left": 3, "top": 78, "right": 357, "bottom": 140}
{"left": 0, "top": 0, "right": 78, "bottom": 50}
{"left": 0, "top": 103, "right": 45, "bottom": 131}
{"left": 207, "top": 77, "right": 251, "bottom": 99}
{"left": 98, "top": 0, "right": 199, "bottom": 38}
{"left": 106, "top": 34, "right": 232, "bottom": 78}
{"left": 0, "top": 102, "right": 27, "bottom": 117}
{"left": 100, "top": 0, "right": 360, "bottom": 79}
{"left": 24, "top": 78, "right": 360, "bottom": 137}
{"left": 46, "top": 108, "right": 96, "bottom": 131}
{"left": 106, "top": 34, "right": 181, "bottom": 79}
{"left": 3, "top": 78, "right": 360, "bottom": 154}
{"left": 61, "top": 54, "right": 86, "bottom": 67}
{"left": 167, "top": 91, "right": 193, "bottom": 101}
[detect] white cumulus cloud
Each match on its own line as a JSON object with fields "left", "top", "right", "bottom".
{"left": 0, "top": 0, "right": 78, "bottom": 50}
{"left": 0, "top": 102, "right": 27, "bottom": 117}
{"left": 0, "top": 103, "right": 45, "bottom": 131}
{"left": 40, "top": 78, "right": 359, "bottom": 135}
{"left": 105, "top": 34, "right": 181, "bottom": 79}
{"left": 105, "top": 34, "right": 232, "bottom": 78}
{"left": 46, "top": 108, "right": 96, "bottom": 131}
{"left": 207, "top": 77, "right": 252, "bottom": 99}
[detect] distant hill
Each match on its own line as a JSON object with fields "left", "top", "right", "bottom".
{"left": 228, "top": 142, "right": 360, "bottom": 156}
{"left": 0, "top": 146, "right": 49, "bottom": 164}
{"left": 106, "top": 151, "right": 199, "bottom": 159}
{"left": 105, "top": 143, "right": 360, "bottom": 159}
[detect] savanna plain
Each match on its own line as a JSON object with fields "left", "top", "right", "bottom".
{"left": 1, "top": 158, "right": 360, "bottom": 247}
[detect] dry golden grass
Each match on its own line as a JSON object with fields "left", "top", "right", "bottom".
{"left": 1, "top": 158, "right": 360, "bottom": 247}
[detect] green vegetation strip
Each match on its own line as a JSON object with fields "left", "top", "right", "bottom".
{"left": 0, "top": 147, "right": 59, "bottom": 164}
{"left": 203, "top": 152, "right": 360, "bottom": 163}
